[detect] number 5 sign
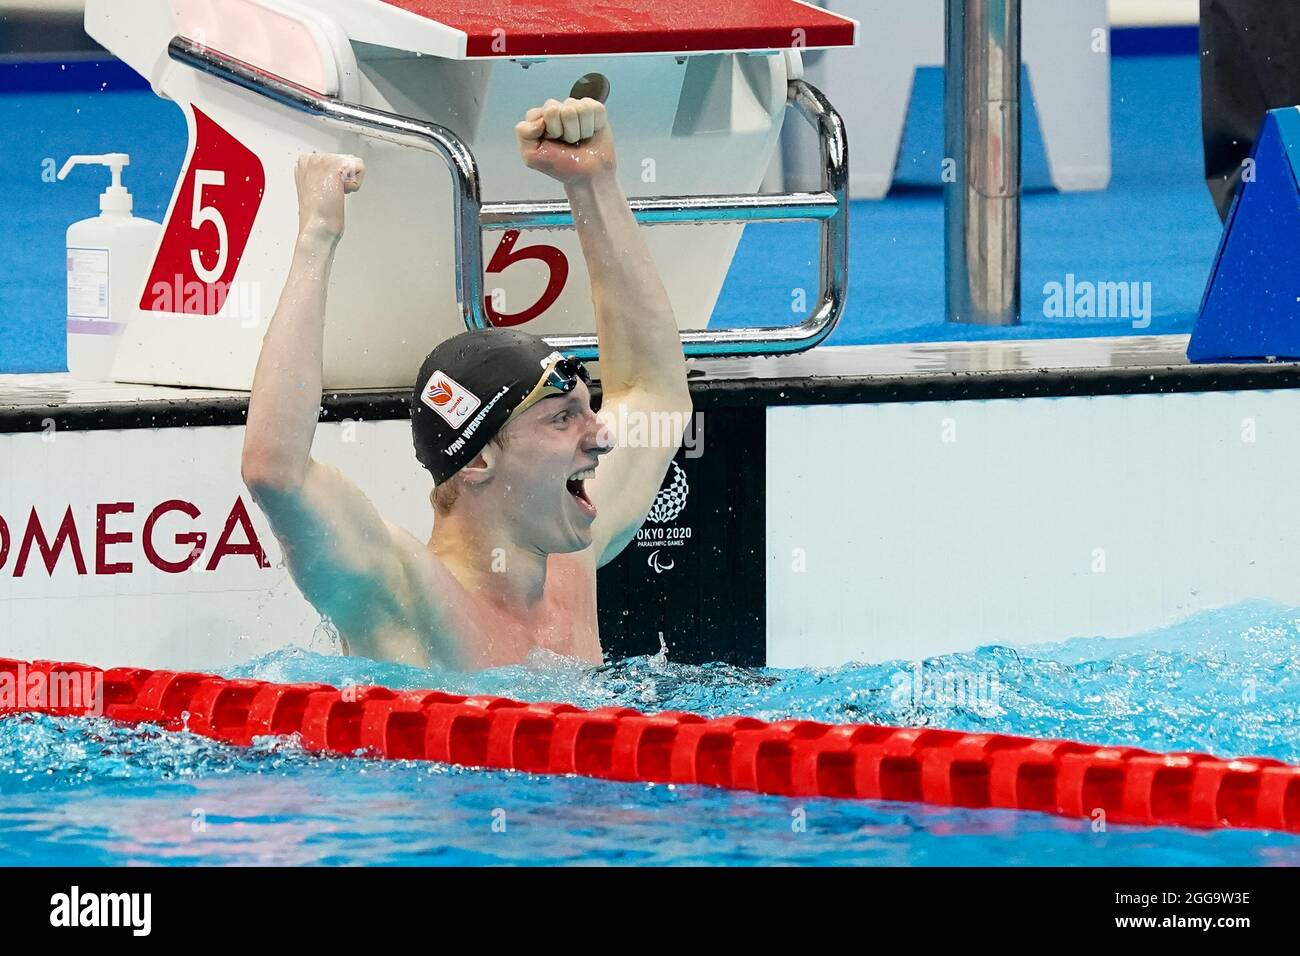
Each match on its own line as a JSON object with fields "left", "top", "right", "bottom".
{"left": 141, "top": 108, "right": 265, "bottom": 315}
{"left": 484, "top": 230, "right": 569, "bottom": 327}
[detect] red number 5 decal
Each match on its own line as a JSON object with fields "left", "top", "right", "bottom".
{"left": 484, "top": 230, "right": 568, "bottom": 327}
{"left": 141, "top": 107, "right": 264, "bottom": 315}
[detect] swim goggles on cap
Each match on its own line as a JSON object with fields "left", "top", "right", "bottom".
{"left": 510, "top": 352, "right": 591, "bottom": 421}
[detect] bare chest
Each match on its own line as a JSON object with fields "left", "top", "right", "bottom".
{"left": 409, "top": 553, "right": 602, "bottom": 670}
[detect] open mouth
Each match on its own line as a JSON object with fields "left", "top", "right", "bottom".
{"left": 566, "top": 467, "right": 597, "bottom": 518}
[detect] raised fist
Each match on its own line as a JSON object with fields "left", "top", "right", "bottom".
{"left": 515, "top": 97, "right": 615, "bottom": 184}
{"left": 294, "top": 153, "right": 365, "bottom": 242}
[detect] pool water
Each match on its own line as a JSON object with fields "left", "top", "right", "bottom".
{"left": 1, "top": 600, "right": 1298, "bottom": 866}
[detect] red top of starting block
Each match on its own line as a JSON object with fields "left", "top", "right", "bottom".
{"left": 377, "top": 0, "right": 857, "bottom": 57}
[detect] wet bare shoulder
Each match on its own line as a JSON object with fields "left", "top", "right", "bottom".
{"left": 382, "top": 519, "right": 481, "bottom": 664}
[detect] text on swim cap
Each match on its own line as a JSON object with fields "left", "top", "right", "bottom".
{"left": 444, "top": 384, "right": 511, "bottom": 457}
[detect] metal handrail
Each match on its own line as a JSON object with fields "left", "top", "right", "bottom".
{"left": 167, "top": 35, "right": 849, "bottom": 358}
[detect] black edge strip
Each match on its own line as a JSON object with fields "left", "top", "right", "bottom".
{"left": 5, "top": 361, "right": 1300, "bottom": 433}
{"left": 688, "top": 361, "right": 1300, "bottom": 408}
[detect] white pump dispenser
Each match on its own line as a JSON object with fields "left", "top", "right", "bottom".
{"left": 58, "top": 153, "right": 161, "bottom": 381}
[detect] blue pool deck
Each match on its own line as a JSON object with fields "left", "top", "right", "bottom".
{"left": 1, "top": 48, "right": 1224, "bottom": 373}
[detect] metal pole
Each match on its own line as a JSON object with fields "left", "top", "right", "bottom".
{"left": 945, "top": 0, "right": 1021, "bottom": 326}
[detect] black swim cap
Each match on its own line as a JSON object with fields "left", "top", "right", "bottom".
{"left": 410, "top": 328, "right": 570, "bottom": 484}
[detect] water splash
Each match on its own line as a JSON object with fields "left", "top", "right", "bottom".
{"left": 229, "top": 598, "right": 1300, "bottom": 761}
{"left": 1, "top": 600, "right": 1297, "bottom": 865}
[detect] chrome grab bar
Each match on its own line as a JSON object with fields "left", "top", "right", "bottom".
{"left": 167, "top": 35, "right": 849, "bottom": 358}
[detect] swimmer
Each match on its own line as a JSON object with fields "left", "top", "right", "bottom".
{"left": 241, "top": 95, "right": 692, "bottom": 670}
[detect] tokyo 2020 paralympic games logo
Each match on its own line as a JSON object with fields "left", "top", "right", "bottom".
{"left": 636, "top": 462, "right": 692, "bottom": 574}
{"left": 646, "top": 461, "right": 689, "bottom": 524}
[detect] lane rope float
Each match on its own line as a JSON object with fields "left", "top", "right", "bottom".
{"left": 3, "top": 657, "right": 1297, "bottom": 833}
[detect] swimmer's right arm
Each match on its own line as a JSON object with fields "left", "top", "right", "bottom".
{"left": 241, "top": 156, "right": 429, "bottom": 658}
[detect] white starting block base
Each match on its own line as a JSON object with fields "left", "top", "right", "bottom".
{"left": 84, "top": 0, "right": 857, "bottom": 391}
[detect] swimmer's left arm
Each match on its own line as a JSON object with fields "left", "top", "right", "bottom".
{"left": 515, "top": 96, "right": 693, "bottom": 567}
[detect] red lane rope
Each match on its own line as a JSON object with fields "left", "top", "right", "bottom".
{"left": 3, "top": 658, "right": 1298, "bottom": 832}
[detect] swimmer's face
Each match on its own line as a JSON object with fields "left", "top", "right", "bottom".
{"left": 492, "top": 378, "right": 611, "bottom": 554}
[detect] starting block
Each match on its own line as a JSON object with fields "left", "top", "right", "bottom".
{"left": 1188, "top": 106, "right": 1300, "bottom": 363}
{"left": 84, "top": 0, "right": 857, "bottom": 389}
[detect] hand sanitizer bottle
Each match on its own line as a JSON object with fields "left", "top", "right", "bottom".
{"left": 58, "top": 153, "right": 161, "bottom": 381}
